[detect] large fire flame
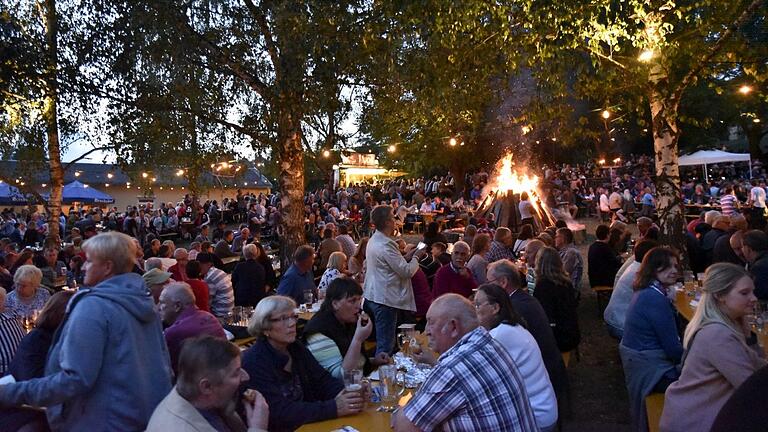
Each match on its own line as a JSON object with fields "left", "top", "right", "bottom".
{"left": 483, "top": 153, "right": 584, "bottom": 231}
{"left": 484, "top": 154, "right": 555, "bottom": 227}
{"left": 495, "top": 155, "right": 540, "bottom": 195}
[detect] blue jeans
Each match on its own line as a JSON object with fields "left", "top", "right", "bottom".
{"left": 366, "top": 301, "right": 399, "bottom": 355}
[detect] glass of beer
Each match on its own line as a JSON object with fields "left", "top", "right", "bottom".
{"left": 378, "top": 365, "right": 405, "bottom": 412}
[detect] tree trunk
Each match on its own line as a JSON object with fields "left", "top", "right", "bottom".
{"left": 745, "top": 123, "right": 767, "bottom": 164}
{"left": 451, "top": 162, "right": 466, "bottom": 200}
{"left": 648, "top": 72, "right": 684, "bottom": 249}
{"left": 42, "top": 0, "right": 63, "bottom": 243}
{"left": 277, "top": 102, "right": 306, "bottom": 267}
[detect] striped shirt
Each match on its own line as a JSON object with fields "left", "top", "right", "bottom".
{"left": 719, "top": 194, "right": 738, "bottom": 216}
{"left": 0, "top": 312, "right": 25, "bottom": 375}
{"left": 204, "top": 267, "right": 234, "bottom": 319}
{"left": 306, "top": 333, "right": 364, "bottom": 379}
{"left": 403, "top": 327, "right": 539, "bottom": 432}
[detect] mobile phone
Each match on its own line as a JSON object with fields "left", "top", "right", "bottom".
{"left": 416, "top": 242, "right": 427, "bottom": 250}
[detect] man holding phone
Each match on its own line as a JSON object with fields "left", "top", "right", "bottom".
{"left": 363, "top": 205, "right": 427, "bottom": 355}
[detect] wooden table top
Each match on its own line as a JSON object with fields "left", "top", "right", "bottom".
{"left": 296, "top": 393, "right": 413, "bottom": 432}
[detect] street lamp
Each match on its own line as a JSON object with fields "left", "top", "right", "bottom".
{"left": 387, "top": 144, "right": 396, "bottom": 153}
{"left": 739, "top": 85, "right": 753, "bottom": 95}
{"left": 449, "top": 137, "right": 457, "bottom": 146}
{"left": 322, "top": 149, "right": 331, "bottom": 158}
{"left": 602, "top": 110, "right": 611, "bottom": 119}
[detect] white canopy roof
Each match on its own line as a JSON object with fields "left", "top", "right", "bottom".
{"left": 678, "top": 150, "right": 751, "bottom": 166}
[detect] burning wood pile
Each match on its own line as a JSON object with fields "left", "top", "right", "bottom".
{"left": 475, "top": 154, "right": 556, "bottom": 232}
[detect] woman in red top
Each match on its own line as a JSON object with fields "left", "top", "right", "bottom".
{"left": 184, "top": 260, "right": 210, "bottom": 312}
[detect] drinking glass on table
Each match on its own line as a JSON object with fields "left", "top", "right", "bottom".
{"left": 378, "top": 364, "right": 405, "bottom": 412}
{"left": 397, "top": 332, "right": 411, "bottom": 357}
{"left": 343, "top": 369, "right": 364, "bottom": 399}
{"left": 303, "top": 290, "right": 314, "bottom": 311}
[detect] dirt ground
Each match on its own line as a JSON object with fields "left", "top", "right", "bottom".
{"left": 563, "top": 216, "right": 632, "bottom": 431}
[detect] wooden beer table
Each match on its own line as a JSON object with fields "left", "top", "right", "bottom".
{"left": 297, "top": 393, "right": 412, "bottom": 432}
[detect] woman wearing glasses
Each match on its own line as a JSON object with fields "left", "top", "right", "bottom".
{"left": 474, "top": 283, "right": 559, "bottom": 432}
{"left": 242, "top": 296, "right": 364, "bottom": 431}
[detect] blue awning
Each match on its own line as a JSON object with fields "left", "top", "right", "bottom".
{"left": 59, "top": 181, "right": 115, "bottom": 204}
{"left": 0, "top": 182, "right": 29, "bottom": 205}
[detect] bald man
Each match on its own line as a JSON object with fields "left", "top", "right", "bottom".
{"left": 157, "top": 282, "right": 226, "bottom": 372}
{"left": 432, "top": 241, "right": 477, "bottom": 298}
{"left": 395, "top": 294, "right": 538, "bottom": 432}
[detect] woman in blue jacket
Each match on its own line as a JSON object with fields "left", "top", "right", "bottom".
{"left": 620, "top": 247, "right": 682, "bottom": 431}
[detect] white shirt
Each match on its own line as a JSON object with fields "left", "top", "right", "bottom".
{"left": 489, "top": 324, "right": 558, "bottom": 428}
{"left": 519, "top": 200, "right": 534, "bottom": 219}
{"left": 751, "top": 186, "right": 766, "bottom": 208}
{"left": 599, "top": 194, "right": 611, "bottom": 212}
{"left": 604, "top": 260, "right": 641, "bottom": 331}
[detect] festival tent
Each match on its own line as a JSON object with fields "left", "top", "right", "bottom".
{"left": 678, "top": 150, "right": 752, "bottom": 180}
{"left": 0, "top": 182, "right": 28, "bottom": 206}
{"left": 59, "top": 180, "right": 115, "bottom": 204}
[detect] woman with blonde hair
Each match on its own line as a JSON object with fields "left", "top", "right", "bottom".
{"left": 660, "top": 263, "right": 766, "bottom": 432}
{"left": 533, "top": 247, "right": 580, "bottom": 353}
{"left": 5, "top": 265, "right": 50, "bottom": 319}
{"left": 318, "top": 251, "right": 347, "bottom": 294}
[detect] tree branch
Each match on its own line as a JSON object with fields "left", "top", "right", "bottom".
{"left": 591, "top": 50, "right": 629, "bottom": 71}
{"left": 63, "top": 145, "right": 115, "bottom": 170}
{"left": 242, "top": 0, "right": 281, "bottom": 79}
{"left": 166, "top": 7, "right": 273, "bottom": 100}
{"left": 673, "top": 0, "right": 764, "bottom": 102}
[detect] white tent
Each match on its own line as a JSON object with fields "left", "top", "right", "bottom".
{"left": 678, "top": 150, "right": 752, "bottom": 180}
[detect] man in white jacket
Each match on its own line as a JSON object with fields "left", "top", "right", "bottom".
{"left": 363, "top": 205, "right": 426, "bottom": 355}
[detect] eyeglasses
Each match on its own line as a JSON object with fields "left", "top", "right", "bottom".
{"left": 269, "top": 314, "right": 299, "bottom": 324}
{"left": 474, "top": 302, "right": 491, "bottom": 310}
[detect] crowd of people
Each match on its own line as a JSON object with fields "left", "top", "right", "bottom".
{"left": 1, "top": 151, "right": 768, "bottom": 431}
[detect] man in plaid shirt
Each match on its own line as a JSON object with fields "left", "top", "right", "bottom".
{"left": 486, "top": 227, "right": 516, "bottom": 262}
{"left": 394, "top": 294, "right": 539, "bottom": 432}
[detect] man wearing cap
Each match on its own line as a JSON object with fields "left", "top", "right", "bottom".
{"left": 143, "top": 268, "right": 172, "bottom": 304}
{"left": 195, "top": 253, "right": 234, "bottom": 320}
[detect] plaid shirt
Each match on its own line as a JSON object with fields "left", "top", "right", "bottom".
{"left": 403, "top": 327, "right": 539, "bottom": 432}
{"left": 485, "top": 240, "right": 515, "bottom": 263}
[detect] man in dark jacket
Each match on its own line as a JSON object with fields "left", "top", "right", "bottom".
{"left": 231, "top": 244, "right": 267, "bottom": 306}
{"left": 588, "top": 224, "right": 622, "bottom": 287}
{"left": 486, "top": 259, "right": 569, "bottom": 399}
{"left": 742, "top": 230, "right": 768, "bottom": 300}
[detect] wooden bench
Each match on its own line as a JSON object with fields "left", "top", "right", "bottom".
{"left": 592, "top": 285, "right": 613, "bottom": 317}
{"left": 645, "top": 393, "right": 665, "bottom": 432}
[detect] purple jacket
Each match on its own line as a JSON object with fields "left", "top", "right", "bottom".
{"left": 164, "top": 306, "right": 226, "bottom": 372}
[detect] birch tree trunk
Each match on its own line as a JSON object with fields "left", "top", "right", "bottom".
{"left": 648, "top": 64, "right": 684, "bottom": 247}
{"left": 277, "top": 102, "right": 306, "bottom": 266}
{"left": 41, "top": 0, "right": 64, "bottom": 242}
